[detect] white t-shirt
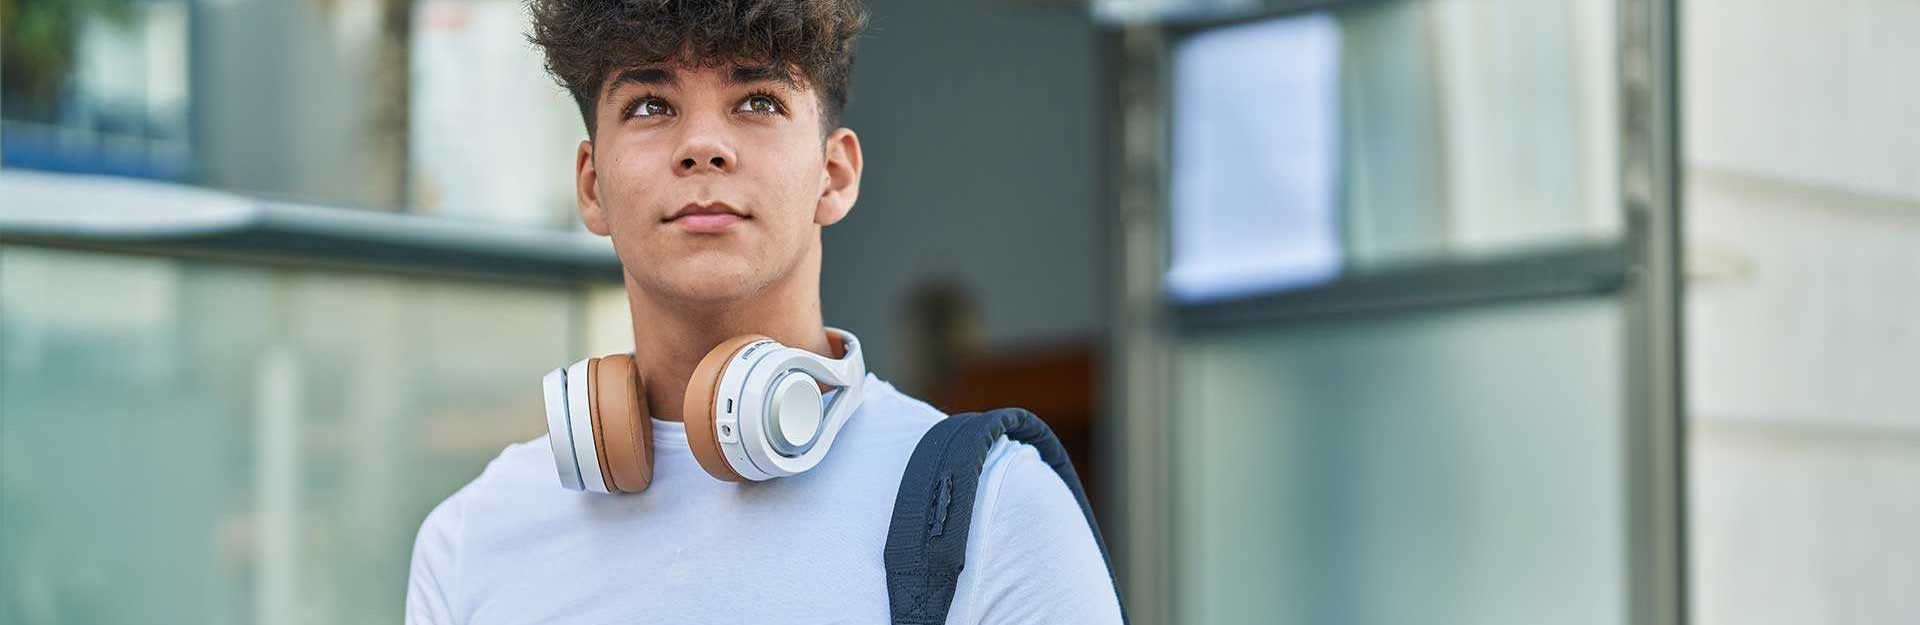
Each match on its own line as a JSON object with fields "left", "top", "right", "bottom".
{"left": 405, "top": 374, "right": 1123, "bottom": 624}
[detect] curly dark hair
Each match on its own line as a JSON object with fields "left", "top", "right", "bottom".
{"left": 527, "top": 0, "right": 869, "bottom": 138}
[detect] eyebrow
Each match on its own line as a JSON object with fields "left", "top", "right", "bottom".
{"left": 728, "top": 65, "right": 800, "bottom": 89}
{"left": 604, "top": 65, "right": 800, "bottom": 97}
{"left": 607, "top": 67, "right": 674, "bottom": 92}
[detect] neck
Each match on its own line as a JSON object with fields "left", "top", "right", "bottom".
{"left": 624, "top": 245, "right": 833, "bottom": 422}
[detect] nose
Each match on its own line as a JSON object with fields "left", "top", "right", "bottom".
{"left": 681, "top": 154, "right": 728, "bottom": 172}
{"left": 673, "top": 121, "right": 736, "bottom": 175}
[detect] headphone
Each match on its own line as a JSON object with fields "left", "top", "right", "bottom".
{"left": 541, "top": 327, "right": 867, "bottom": 494}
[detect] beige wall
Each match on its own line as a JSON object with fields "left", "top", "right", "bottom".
{"left": 1683, "top": 1, "right": 1920, "bottom": 622}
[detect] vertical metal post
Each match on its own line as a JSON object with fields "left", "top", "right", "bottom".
{"left": 254, "top": 342, "right": 303, "bottom": 624}
{"left": 1620, "top": 0, "right": 1688, "bottom": 623}
{"left": 1109, "top": 22, "right": 1177, "bottom": 625}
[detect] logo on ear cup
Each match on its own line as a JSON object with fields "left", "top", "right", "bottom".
{"left": 738, "top": 340, "right": 776, "bottom": 363}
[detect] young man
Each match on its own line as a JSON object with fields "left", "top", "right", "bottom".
{"left": 404, "top": 1, "right": 1124, "bottom": 623}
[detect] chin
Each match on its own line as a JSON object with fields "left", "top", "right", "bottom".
{"left": 646, "top": 258, "right": 768, "bottom": 304}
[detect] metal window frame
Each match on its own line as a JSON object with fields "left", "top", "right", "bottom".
{"left": 1173, "top": 242, "right": 1629, "bottom": 332}
{"left": 1107, "top": 0, "right": 1687, "bottom": 623}
{"left": 0, "top": 170, "right": 623, "bottom": 285}
{"left": 1618, "top": 0, "right": 1687, "bottom": 623}
{"left": 1107, "top": 24, "right": 1180, "bottom": 625}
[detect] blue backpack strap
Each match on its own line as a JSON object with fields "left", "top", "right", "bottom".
{"left": 883, "top": 407, "right": 1126, "bottom": 624}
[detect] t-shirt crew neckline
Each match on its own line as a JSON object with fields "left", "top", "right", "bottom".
{"left": 650, "top": 418, "right": 688, "bottom": 448}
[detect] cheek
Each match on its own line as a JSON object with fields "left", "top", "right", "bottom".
{"left": 764, "top": 148, "right": 824, "bottom": 218}
{"left": 769, "top": 173, "right": 820, "bottom": 236}
{"left": 600, "top": 149, "right": 666, "bottom": 227}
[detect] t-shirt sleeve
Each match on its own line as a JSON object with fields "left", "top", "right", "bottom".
{"left": 950, "top": 438, "right": 1125, "bottom": 625}
{"left": 406, "top": 493, "right": 465, "bottom": 625}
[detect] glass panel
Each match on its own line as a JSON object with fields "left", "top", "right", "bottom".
{"left": 1, "top": 0, "right": 193, "bottom": 179}
{"left": 1175, "top": 297, "right": 1626, "bottom": 624}
{"left": 1169, "top": 12, "right": 1344, "bottom": 301}
{"left": 1167, "top": 0, "right": 1621, "bottom": 303}
{"left": 410, "top": 0, "right": 583, "bottom": 228}
{"left": 0, "top": 245, "right": 574, "bottom": 623}
{"left": 2, "top": 0, "right": 580, "bottom": 227}
{"left": 1683, "top": 1, "right": 1920, "bottom": 622}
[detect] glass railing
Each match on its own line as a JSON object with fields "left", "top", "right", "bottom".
{"left": 1, "top": 171, "right": 624, "bottom": 623}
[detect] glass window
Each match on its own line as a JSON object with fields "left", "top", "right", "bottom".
{"left": 1176, "top": 297, "right": 1628, "bottom": 624}
{"left": 1169, "top": 12, "right": 1344, "bottom": 301}
{"left": 0, "top": 245, "right": 579, "bottom": 623}
{"left": 1, "top": 0, "right": 192, "bottom": 180}
{"left": 1, "top": 0, "right": 580, "bottom": 227}
{"left": 1161, "top": 1, "right": 1635, "bottom": 622}
{"left": 1166, "top": 0, "right": 1620, "bottom": 303}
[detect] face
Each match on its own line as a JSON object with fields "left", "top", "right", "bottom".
{"left": 575, "top": 62, "right": 862, "bottom": 305}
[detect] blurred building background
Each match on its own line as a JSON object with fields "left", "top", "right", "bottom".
{"left": 1, "top": 0, "right": 1914, "bottom": 624}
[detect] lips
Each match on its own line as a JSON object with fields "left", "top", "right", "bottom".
{"left": 665, "top": 201, "right": 748, "bottom": 234}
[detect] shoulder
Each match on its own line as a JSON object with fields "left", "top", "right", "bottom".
{"left": 412, "top": 434, "right": 553, "bottom": 539}
{"left": 974, "top": 436, "right": 1092, "bottom": 548}
{"left": 849, "top": 374, "right": 948, "bottom": 439}
{"left": 829, "top": 374, "right": 951, "bottom": 464}
{"left": 953, "top": 429, "right": 1124, "bottom": 624}
{"left": 406, "top": 435, "right": 555, "bottom": 603}
{"left": 409, "top": 441, "right": 542, "bottom": 624}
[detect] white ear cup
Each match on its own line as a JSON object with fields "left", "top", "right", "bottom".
{"left": 769, "top": 372, "right": 824, "bottom": 448}
{"left": 542, "top": 367, "right": 584, "bottom": 491}
{"left": 564, "top": 358, "right": 608, "bottom": 493}
{"left": 711, "top": 327, "right": 867, "bottom": 480}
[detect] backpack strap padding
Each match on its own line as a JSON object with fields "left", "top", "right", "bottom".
{"left": 883, "top": 407, "right": 1125, "bottom": 624}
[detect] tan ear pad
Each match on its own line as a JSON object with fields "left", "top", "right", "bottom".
{"left": 682, "top": 334, "right": 769, "bottom": 482}
{"left": 590, "top": 354, "right": 654, "bottom": 493}
{"left": 826, "top": 330, "right": 847, "bottom": 360}
{"left": 820, "top": 331, "right": 848, "bottom": 392}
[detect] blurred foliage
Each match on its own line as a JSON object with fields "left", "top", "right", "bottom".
{"left": 2, "top": 0, "right": 138, "bottom": 120}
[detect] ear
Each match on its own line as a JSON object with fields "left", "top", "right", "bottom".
{"left": 815, "top": 127, "right": 863, "bottom": 227}
{"left": 576, "top": 139, "right": 612, "bottom": 236}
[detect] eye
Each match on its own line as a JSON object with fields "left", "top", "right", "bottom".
{"left": 737, "top": 94, "right": 784, "bottom": 115}
{"left": 629, "top": 96, "right": 673, "bottom": 118}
